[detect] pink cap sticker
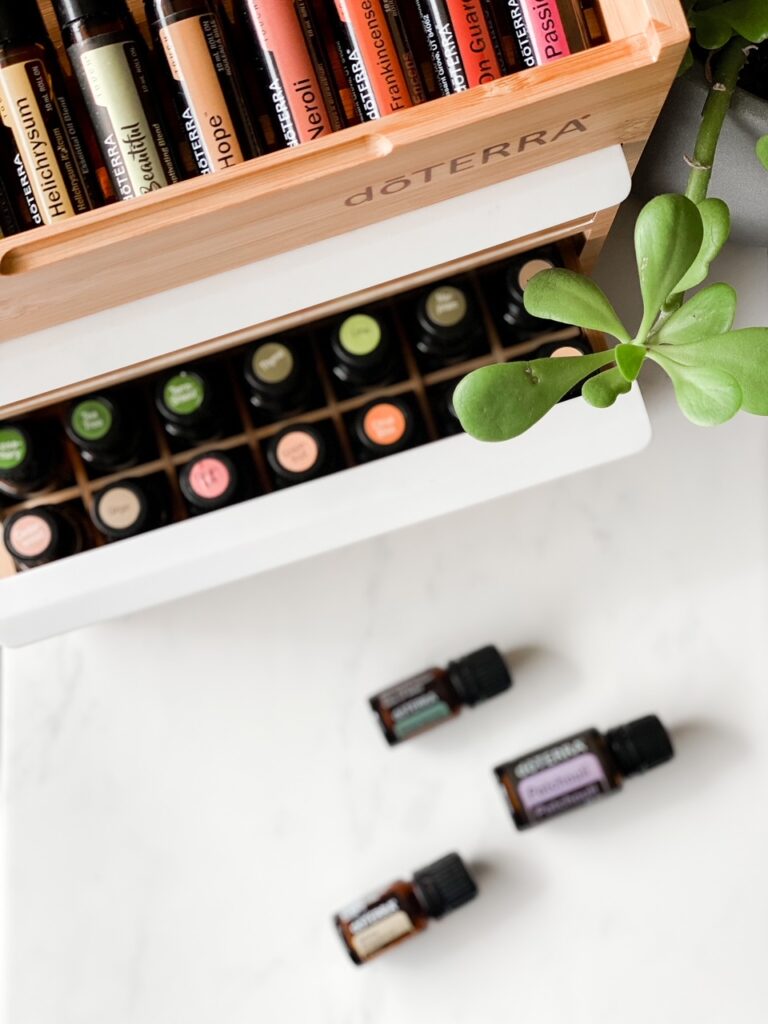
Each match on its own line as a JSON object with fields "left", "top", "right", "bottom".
{"left": 188, "top": 457, "right": 231, "bottom": 500}
{"left": 9, "top": 514, "right": 53, "bottom": 558}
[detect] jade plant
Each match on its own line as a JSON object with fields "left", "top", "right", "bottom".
{"left": 455, "top": 1, "right": 768, "bottom": 440}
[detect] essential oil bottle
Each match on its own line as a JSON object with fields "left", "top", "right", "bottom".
{"left": 330, "top": 0, "right": 425, "bottom": 121}
{"left": 334, "top": 853, "right": 477, "bottom": 965}
{"left": 91, "top": 478, "right": 160, "bottom": 540}
{"left": 371, "top": 645, "right": 512, "bottom": 745}
{"left": 243, "top": 337, "right": 313, "bottom": 419}
{"left": 178, "top": 449, "right": 251, "bottom": 514}
{"left": 265, "top": 422, "right": 335, "bottom": 488}
{"left": 0, "top": 421, "right": 61, "bottom": 499}
{"left": 351, "top": 395, "right": 421, "bottom": 462}
{"left": 0, "top": 2, "right": 93, "bottom": 227}
{"left": 3, "top": 505, "right": 83, "bottom": 569}
{"left": 328, "top": 310, "right": 400, "bottom": 393}
{"left": 497, "top": 248, "right": 562, "bottom": 337}
{"left": 415, "top": 0, "right": 505, "bottom": 95}
{"left": 494, "top": 714, "right": 675, "bottom": 829}
{"left": 238, "top": 0, "right": 344, "bottom": 148}
{"left": 54, "top": 0, "right": 180, "bottom": 201}
{"left": 155, "top": 366, "right": 223, "bottom": 445}
{"left": 65, "top": 392, "right": 140, "bottom": 473}
{"left": 146, "top": 0, "right": 260, "bottom": 176}
{"left": 427, "top": 378, "right": 463, "bottom": 437}
{"left": 490, "top": 0, "right": 605, "bottom": 71}
{"left": 414, "top": 281, "right": 484, "bottom": 368}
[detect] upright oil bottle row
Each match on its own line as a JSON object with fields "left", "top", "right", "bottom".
{"left": 0, "top": 0, "right": 606, "bottom": 236}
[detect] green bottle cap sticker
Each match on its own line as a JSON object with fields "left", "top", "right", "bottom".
{"left": 338, "top": 313, "right": 382, "bottom": 357}
{"left": 163, "top": 372, "right": 205, "bottom": 416}
{"left": 70, "top": 398, "right": 113, "bottom": 441}
{"left": 0, "top": 426, "right": 28, "bottom": 471}
{"left": 252, "top": 342, "right": 294, "bottom": 384}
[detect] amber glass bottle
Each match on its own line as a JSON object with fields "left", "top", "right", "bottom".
{"left": 334, "top": 853, "right": 477, "bottom": 965}
{"left": 54, "top": 0, "right": 180, "bottom": 200}
{"left": 414, "top": 0, "right": 506, "bottom": 95}
{"left": 495, "top": 715, "right": 674, "bottom": 829}
{"left": 370, "top": 645, "right": 512, "bottom": 745}
{"left": 146, "top": 0, "right": 261, "bottom": 175}
{"left": 0, "top": 2, "right": 93, "bottom": 226}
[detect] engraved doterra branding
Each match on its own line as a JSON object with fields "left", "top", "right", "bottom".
{"left": 514, "top": 737, "right": 589, "bottom": 779}
{"left": 0, "top": 60, "right": 78, "bottom": 223}
{"left": 344, "top": 116, "right": 590, "bottom": 205}
{"left": 72, "top": 39, "right": 175, "bottom": 198}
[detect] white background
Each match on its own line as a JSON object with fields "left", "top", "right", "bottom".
{"left": 3, "top": 205, "right": 768, "bottom": 1023}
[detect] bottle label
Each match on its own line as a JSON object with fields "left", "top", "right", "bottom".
{"left": 392, "top": 691, "right": 452, "bottom": 740}
{"left": 347, "top": 896, "right": 414, "bottom": 960}
{"left": 164, "top": 373, "right": 205, "bottom": 415}
{"left": 517, "top": 752, "right": 610, "bottom": 820}
{"left": 246, "top": 0, "right": 336, "bottom": 146}
{"left": 499, "top": 0, "right": 537, "bottom": 68}
{"left": 70, "top": 37, "right": 176, "bottom": 198}
{"left": 71, "top": 399, "right": 112, "bottom": 441}
{"left": 417, "top": 0, "right": 502, "bottom": 93}
{"left": 159, "top": 14, "right": 244, "bottom": 174}
{"left": 0, "top": 427, "right": 27, "bottom": 470}
{"left": 0, "top": 58, "right": 81, "bottom": 224}
{"left": 516, "top": 0, "right": 573, "bottom": 65}
{"left": 334, "top": 0, "right": 415, "bottom": 117}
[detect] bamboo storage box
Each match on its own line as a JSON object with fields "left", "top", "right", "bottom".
{"left": 0, "top": 0, "right": 689, "bottom": 343}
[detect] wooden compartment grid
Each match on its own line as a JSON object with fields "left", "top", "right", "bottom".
{"left": 0, "top": 245, "right": 590, "bottom": 577}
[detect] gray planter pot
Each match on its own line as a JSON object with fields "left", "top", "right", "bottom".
{"left": 635, "top": 66, "right": 768, "bottom": 246}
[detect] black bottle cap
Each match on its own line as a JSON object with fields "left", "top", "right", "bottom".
{"left": 413, "top": 853, "right": 478, "bottom": 920}
{"left": 3, "top": 506, "right": 74, "bottom": 567}
{"left": 0, "top": 422, "right": 35, "bottom": 482}
{"left": 353, "top": 396, "right": 417, "bottom": 458}
{"left": 448, "top": 645, "right": 512, "bottom": 706}
{"left": 179, "top": 450, "right": 239, "bottom": 512}
{"left": 606, "top": 715, "right": 674, "bottom": 778}
{"left": 330, "top": 310, "right": 396, "bottom": 386}
{"left": 265, "top": 423, "right": 328, "bottom": 486}
{"left": 0, "top": 2, "right": 48, "bottom": 46}
{"left": 53, "top": 0, "right": 128, "bottom": 30}
{"left": 91, "top": 479, "right": 150, "bottom": 540}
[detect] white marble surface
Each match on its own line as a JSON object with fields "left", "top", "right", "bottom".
{"left": 3, "top": 214, "right": 768, "bottom": 1024}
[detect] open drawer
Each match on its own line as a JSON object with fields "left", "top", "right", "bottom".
{"left": 0, "top": 238, "right": 651, "bottom": 646}
{"left": 0, "top": 0, "right": 689, "bottom": 343}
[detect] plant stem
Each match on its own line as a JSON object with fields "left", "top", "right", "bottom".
{"left": 685, "top": 35, "right": 750, "bottom": 205}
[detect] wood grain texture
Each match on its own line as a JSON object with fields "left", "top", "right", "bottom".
{"left": 0, "top": 1, "right": 689, "bottom": 344}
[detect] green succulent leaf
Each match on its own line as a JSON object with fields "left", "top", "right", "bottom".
{"left": 757, "top": 135, "right": 768, "bottom": 171}
{"left": 654, "top": 328, "right": 768, "bottom": 414}
{"left": 718, "top": 0, "right": 768, "bottom": 42}
{"left": 677, "top": 47, "right": 694, "bottom": 75}
{"left": 655, "top": 284, "right": 737, "bottom": 344}
{"left": 615, "top": 344, "right": 646, "bottom": 382}
{"left": 635, "top": 195, "right": 704, "bottom": 342}
{"left": 674, "top": 199, "right": 731, "bottom": 294}
{"left": 523, "top": 269, "right": 631, "bottom": 342}
{"left": 454, "top": 350, "right": 616, "bottom": 441}
{"left": 690, "top": 10, "right": 734, "bottom": 48}
{"left": 582, "top": 367, "right": 632, "bottom": 408}
{"left": 650, "top": 351, "right": 742, "bottom": 425}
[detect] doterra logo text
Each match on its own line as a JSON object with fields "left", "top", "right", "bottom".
{"left": 343, "top": 115, "right": 590, "bottom": 206}
{"left": 514, "top": 737, "right": 589, "bottom": 779}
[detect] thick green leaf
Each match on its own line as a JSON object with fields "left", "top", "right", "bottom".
{"left": 582, "top": 367, "right": 632, "bottom": 408}
{"left": 757, "top": 135, "right": 768, "bottom": 171}
{"left": 454, "top": 350, "right": 616, "bottom": 441}
{"left": 674, "top": 199, "right": 731, "bottom": 294}
{"left": 523, "top": 269, "right": 631, "bottom": 342}
{"left": 635, "top": 195, "right": 704, "bottom": 342}
{"left": 677, "top": 47, "right": 694, "bottom": 76}
{"left": 719, "top": 0, "right": 768, "bottom": 41}
{"left": 651, "top": 351, "right": 742, "bottom": 425}
{"left": 654, "top": 328, "right": 768, "bottom": 414}
{"left": 655, "top": 284, "right": 737, "bottom": 344}
{"left": 690, "top": 10, "right": 734, "bottom": 48}
{"left": 615, "top": 344, "right": 646, "bottom": 382}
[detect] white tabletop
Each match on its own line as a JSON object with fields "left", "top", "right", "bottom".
{"left": 3, "top": 210, "right": 768, "bottom": 1024}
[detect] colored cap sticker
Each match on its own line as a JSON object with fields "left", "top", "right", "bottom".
{"left": 276, "top": 430, "right": 319, "bottom": 474}
{"left": 252, "top": 342, "right": 294, "bottom": 384}
{"left": 97, "top": 485, "right": 142, "bottom": 530}
{"left": 426, "top": 286, "right": 468, "bottom": 328}
{"left": 363, "top": 402, "right": 407, "bottom": 447}
{"left": 188, "top": 456, "right": 231, "bottom": 500}
{"left": 164, "top": 372, "right": 205, "bottom": 416}
{"left": 0, "top": 426, "right": 27, "bottom": 471}
{"left": 8, "top": 513, "right": 52, "bottom": 558}
{"left": 71, "top": 398, "right": 113, "bottom": 441}
{"left": 339, "top": 314, "right": 382, "bottom": 356}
